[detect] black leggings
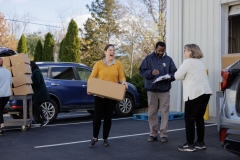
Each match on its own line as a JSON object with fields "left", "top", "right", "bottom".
{"left": 93, "top": 96, "right": 117, "bottom": 139}
{"left": 0, "top": 97, "right": 10, "bottom": 124}
{"left": 34, "top": 102, "right": 46, "bottom": 124}
{"left": 184, "top": 94, "right": 210, "bottom": 144}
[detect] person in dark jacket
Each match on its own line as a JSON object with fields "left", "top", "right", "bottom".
{"left": 139, "top": 41, "right": 177, "bottom": 143}
{"left": 30, "top": 61, "right": 49, "bottom": 126}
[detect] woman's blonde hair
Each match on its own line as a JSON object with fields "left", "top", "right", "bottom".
{"left": 184, "top": 44, "right": 203, "bottom": 59}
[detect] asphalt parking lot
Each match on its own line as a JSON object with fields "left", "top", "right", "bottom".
{"left": 0, "top": 112, "right": 237, "bottom": 160}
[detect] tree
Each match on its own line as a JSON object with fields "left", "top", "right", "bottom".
{"left": 59, "top": 19, "right": 80, "bottom": 62}
{"left": 43, "top": 32, "right": 54, "bottom": 61}
{"left": 5, "top": 10, "right": 34, "bottom": 39}
{"left": 139, "top": 0, "right": 167, "bottom": 41}
{"left": 34, "top": 40, "right": 43, "bottom": 61}
{"left": 0, "top": 12, "right": 18, "bottom": 50}
{"left": 58, "top": 38, "right": 65, "bottom": 62}
{"left": 80, "top": 19, "right": 100, "bottom": 67}
{"left": 26, "top": 32, "right": 43, "bottom": 59}
{"left": 116, "top": 1, "right": 156, "bottom": 77}
{"left": 81, "top": 0, "right": 121, "bottom": 67}
{"left": 17, "top": 34, "right": 27, "bottom": 53}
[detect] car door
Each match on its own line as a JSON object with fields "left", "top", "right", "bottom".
{"left": 49, "top": 66, "right": 83, "bottom": 108}
{"left": 75, "top": 67, "right": 94, "bottom": 105}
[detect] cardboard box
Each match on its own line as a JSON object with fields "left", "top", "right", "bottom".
{"left": 12, "top": 85, "right": 33, "bottom": 95}
{"left": 10, "top": 53, "right": 30, "bottom": 66}
{"left": 4, "top": 66, "right": 11, "bottom": 73}
{"left": 1, "top": 56, "right": 11, "bottom": 67}
{"left": 11, "top": 63, "right": 32, "bottom": 77}
{"left": 87, "top": 78, "right": 126, "bottom": 101}
{"left": 222, "top": 53, "right": 240, "bottom": 69}
{"left": 12, "top": 74, "right": 32, "bottom": 87}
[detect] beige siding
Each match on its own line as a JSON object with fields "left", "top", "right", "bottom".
{"left": 167, "top": 0, "right": 222, "bottom": 117}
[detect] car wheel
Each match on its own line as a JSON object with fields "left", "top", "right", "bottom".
{"left": 21, "top": 125, "right": 28, "bottom": 131}
{"left": 115, "top": 94, "right": 134, "bottom": 116}
{"left": 34, "top": 99, "right": 58, "bottom": 123}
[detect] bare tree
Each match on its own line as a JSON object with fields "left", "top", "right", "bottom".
{"left": 117, "top": 0, "right": 160, "bottom": 77}
{"left": 5, "top": 9, "right": 35, "bottom": 39}
{"left": 139, "top": 0, "right": 167, "bottom": 41}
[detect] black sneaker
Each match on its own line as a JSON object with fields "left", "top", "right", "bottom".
{"left": 148, "top": 136, "right": 158, "bottom": 142}
{"left": 161, "top": 137, "right": 168, "bottom": 143}
{"left": 89, "top": 138, "right": 98, "bottom": 147}
{"left": 195, "top": 141, "right": 206, "bottom": 149}
{"left": 103, "top": 139, "right": 109, "bottom": 146}
{"left": 178, "top": 143, "right": 196, "bottom": 152}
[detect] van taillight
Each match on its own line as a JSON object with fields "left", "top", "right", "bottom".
{"left": 12, "top": 106, "right": 22, "bottom": 109}
{"left": 221, "top": 71, "right": 229, "bottom": 91}
{"left": 220, "top": 128, "right": 227, "bottom": 143}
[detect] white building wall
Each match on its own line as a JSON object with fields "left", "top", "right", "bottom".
{"left": 167, "top": 0, "right": 222, "bottom": 117}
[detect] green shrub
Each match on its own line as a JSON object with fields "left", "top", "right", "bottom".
{"left": 127, "top": 73, "right": 148, "bottom": 108}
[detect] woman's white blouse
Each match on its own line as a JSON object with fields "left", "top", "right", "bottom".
{"left": 174, "top": 58, "right": 212, "bottom": 101}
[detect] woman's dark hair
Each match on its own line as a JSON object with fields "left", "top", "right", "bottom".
{"left": 155, "top": 41, "right": 166, "bottom": 49}
{"left": 30, "top": 61, "right": 39, "bottom": 72}
{"left": 104, "top": 44, "right": 114, "bottom": 51}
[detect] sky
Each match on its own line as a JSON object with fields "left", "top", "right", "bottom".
{"left": 0, "top": 0, "right": 93, "bottom": 34}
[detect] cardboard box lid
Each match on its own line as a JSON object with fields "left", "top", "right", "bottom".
{"left": 1, "top": 56, "right": 11, "bottom": 67}
{"left": 11, "top": 63, "right": 32, "bottom": 77}
{"left": 12, "top": 85, "right": 33, "bottom": 95}
{"left": 12, "top": 74, "right": 32, "bottom": 88}
{"left": 87, "top": 78, "right": 126, "bottom": 101}
{"left": 222, "top": 53, "right": 240, "bottom": 69}
{"left": 10, "top": 53, "right": 30, "bottom": 66}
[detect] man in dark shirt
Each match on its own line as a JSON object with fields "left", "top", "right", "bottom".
{"left": 139, "top": 41, "right": 177, "bottom": 143}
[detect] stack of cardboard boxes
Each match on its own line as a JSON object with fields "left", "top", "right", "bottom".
{"left": 2, "top": 53, "right": 33, "bottom": 95}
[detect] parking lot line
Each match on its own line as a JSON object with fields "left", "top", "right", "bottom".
{"left": 46, "top": 117, "right": 132, "bottom": 127}
{"left": 3, "top": 117, "right": 132, "bottom": 131}
{"left": 34, "top": 124, "right": 216, "bottom": 149}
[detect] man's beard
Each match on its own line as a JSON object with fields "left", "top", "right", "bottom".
{"left": 156, "top": 54, "right": 163, "bottom": 58}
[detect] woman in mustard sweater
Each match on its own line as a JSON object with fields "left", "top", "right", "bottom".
{"left": 88, "top": 44, "right": 128, "bottom": 147}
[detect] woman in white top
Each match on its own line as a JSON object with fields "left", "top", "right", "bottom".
{"left": 174, "top": 44, "right": 212, "bottom": 152}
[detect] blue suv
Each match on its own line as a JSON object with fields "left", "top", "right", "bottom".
{"left": 9, "top": 62, "right": 140, "bottom": 122}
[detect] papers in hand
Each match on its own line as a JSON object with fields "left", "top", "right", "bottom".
{"left": 152, "top": 74, "right": 170, "bottom": 83}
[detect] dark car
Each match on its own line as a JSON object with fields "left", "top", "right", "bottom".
{"left": 9, "top": 62, "right": 140, "bottom": 122}
{"left": 217, "top": 60, "right": 240, "bottom": 159}
{"left": 0, "top": 47, "right": 18, "bottom": 57}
